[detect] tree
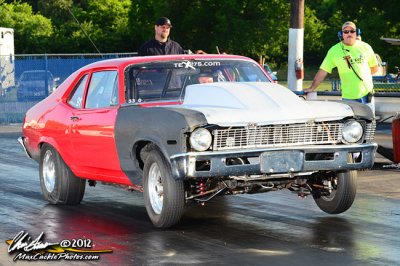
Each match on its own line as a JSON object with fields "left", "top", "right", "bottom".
{"left": 144, "top": 0, "right": 325, "bottom": 67}
{"left": 158, "top": 0, "right": 291, "bottom": 64}
{"left": 1, "top": 0, "right": 398, "bottom": 69}
{"left": 0, "top": 0, "right": 53, "bottom": 53}
{"left": 128, "top": 0, "right": 165, "bottom": 52}
{"left": 36, "top": 0, "right": 132, "bottom": 53}
{"left": 306, "top": 0, "right": 400, "bottom": 70}
{"left": 38, "top": 0, "right": 73, "bottom": 24}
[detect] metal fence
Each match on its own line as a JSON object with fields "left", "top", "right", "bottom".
{"left": 0, "top": 53, "right": 136, "bottom": 124}
{"left": 330, "top": 78, "right": 400, "bottom": 93}
{"left": 2, "top": 54, "right": 398, "bottom": 124}
{"left": 331, "top": 79, "right": 341, "bottom": 91}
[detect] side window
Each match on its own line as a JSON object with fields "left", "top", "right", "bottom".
{"left": 134, "top": 69, "right": 182, "bottom": 101}
{"left": 85, "top": 71, "right": 118, "bottom": 108}
{"left": 136, "top": 69, "right": 168, "bottom": 100}
{"left": 110, "top": 77, "right": 119, "bottom": 105}
{"left": 68, "top": 75, "right": 88, "bottom": 108}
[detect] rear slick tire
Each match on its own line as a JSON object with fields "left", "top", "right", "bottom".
{"left": 39, "top": 144, "right": 86, "bottom": 205}
{"left": 143, "top": 147, "right": 184, "bottom": 228}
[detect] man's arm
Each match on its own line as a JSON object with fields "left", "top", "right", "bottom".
{"left": 304, "top": 69, "right": 328, "bottom": 93}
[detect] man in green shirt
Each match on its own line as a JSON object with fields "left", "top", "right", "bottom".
{"left": 305, "top": 21, "right": 378, "bottom": 104}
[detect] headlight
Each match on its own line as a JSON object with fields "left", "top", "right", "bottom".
{"left": 342, "top": 120, "right": 363, "bottom": 143}
{"left": 189, "top": 128, "right": 212, "bottom": 151}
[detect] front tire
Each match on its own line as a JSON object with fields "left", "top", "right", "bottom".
{"left": 313, "top": 170, "right": 357, "bottom": 214}
{"left": 39, "top": 144, "right": 86, "bottom": 205}
{"left": 143, "top": 146, "right": 184, "bottom": 228}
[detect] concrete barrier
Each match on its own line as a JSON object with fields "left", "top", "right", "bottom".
{"left": 314, "top": 91, "right": 400, "bottom": 123}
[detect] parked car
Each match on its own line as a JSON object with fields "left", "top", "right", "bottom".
{"left": 19, "top": 54, "right": 377, "bottom": 228}
{"left": 263, "top": 63, "right": 278, "bottom": 82}
{"left": 16, "top": 70, "right": 59, "bottom": 101}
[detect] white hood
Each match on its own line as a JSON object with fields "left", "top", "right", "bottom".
{"left": 179, "top": 82, "right": 354, "bottom": 126}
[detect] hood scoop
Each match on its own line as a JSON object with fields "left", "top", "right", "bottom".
{"left": 180, "top": 82, "right": 353, "bottom": 126}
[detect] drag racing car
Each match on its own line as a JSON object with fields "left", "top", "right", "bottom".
{"left": 19, "top": 54, "right": 377, "bottom": 228}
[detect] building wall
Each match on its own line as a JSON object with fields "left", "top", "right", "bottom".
{"left": 0, "top": 27, "right": 15, "bottom": 94}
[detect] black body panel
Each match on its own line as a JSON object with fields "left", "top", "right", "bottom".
{"left": 115, "top": 104, "right": 207, "bottom": 185}
{"left": 331, "top": 101, "right": 374, "bottom": 120}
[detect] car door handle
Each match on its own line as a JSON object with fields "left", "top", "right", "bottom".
{"left": 70, "top": 116, "right": 81, "bottom": 122}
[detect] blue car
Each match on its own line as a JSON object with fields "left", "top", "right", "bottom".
{"left": 263, "top": 64, "right": 278, "bottom": 82}
{"left": 16, "top": 70, "right": 59, "bottom": 101}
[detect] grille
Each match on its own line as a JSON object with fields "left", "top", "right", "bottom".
{"left": 213, "top": 122, "right": 343, "bottom": 151}
{"left": 364, "top": 120, "right": 376, "bottom": 142}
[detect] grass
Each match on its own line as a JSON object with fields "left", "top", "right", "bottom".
{"left": 279, "top": 80, "right": 333, "bottom": 91}
{"left": 274, "top": 64, "right": 338, "bottom": 92}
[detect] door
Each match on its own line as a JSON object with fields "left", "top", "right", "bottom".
{"left": 68, "top": 70, "right": 127, "bottom": 183}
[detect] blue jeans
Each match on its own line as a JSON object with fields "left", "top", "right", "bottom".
{"left": 342, "top": 95, "right": 368, "bottom": 104}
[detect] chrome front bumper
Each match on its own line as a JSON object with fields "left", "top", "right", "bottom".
{"left": 18, "top": 137, "right": 32, "bottom": 159}
{"left": 170, "top": 143, "right": 378, "bottom": 179}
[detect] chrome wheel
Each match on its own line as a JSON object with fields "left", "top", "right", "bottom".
{"left": 143, "top": 145, "right": 185, "bottom": 228}
{"left": 39, "top": 144, "right": 85, "bottom": 205}
{"left": 148, "top": 162, "right": 163, "bottom": 215}
{"left": 42, "top": 149, "right": 56, "bottom": 193}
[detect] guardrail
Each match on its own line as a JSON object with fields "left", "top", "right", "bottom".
{"left": 327, "top": 79, "right": 400, "bottom": 122}
{"left": 374, "top": 83, "right": 400, "bottom": 92}
{"left": 297, "top": 90, "right": 400, "bottom": 123}
{"left": 331, "top": 78, "right": 400, "bottom": 92}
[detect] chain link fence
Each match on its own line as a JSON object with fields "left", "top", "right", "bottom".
{"left": 330, "top": 78, "right": 400, "bottom": 92}
{"left": 0, "top": 53, "right": 136, "bottom": 124}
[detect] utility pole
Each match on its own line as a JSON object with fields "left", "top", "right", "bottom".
{"left": 287, "top": 0, "right": 304, "bottom": 91}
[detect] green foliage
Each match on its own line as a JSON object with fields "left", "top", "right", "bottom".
{"left": 162, "top": 0, "right": 291, "bottom": 65}
{"left": 35, "top": 0, "right": 132, "bottom": 53}
{"left": 0, "top": 0, "right": 53, "bottom": 53}
{"left": 307, "top": 0, "right": 400, "bottom": 72}
{"left": 37, "top": 0, "right": 73, "bottom": 22}
{"left": 0, "top": 0, "right": 399, "bottom": 71}
{"left": 303, "top": 7, "right": 327, "bottom": 65}
{"left": 128, "top": 0, "right": 165, "bottom": 52}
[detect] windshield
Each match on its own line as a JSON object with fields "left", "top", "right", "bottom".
{"left": 124, "top": 59, "right": 270, "bottom": 103}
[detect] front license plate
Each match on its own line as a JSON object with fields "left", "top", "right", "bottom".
{"left": 260, "top": 151, "right": 304, "bottom": 173}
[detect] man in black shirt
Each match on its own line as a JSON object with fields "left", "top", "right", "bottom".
{"left": 138, "top": 17, "right": 184, "bottom": 56}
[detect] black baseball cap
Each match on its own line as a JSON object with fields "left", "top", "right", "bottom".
{"left": 155, "top": 17, "right": 172, "bottom": 27}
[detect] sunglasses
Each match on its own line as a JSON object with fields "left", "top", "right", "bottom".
{"left": 343, "top": 30, "right": 356, "bottom": 34}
